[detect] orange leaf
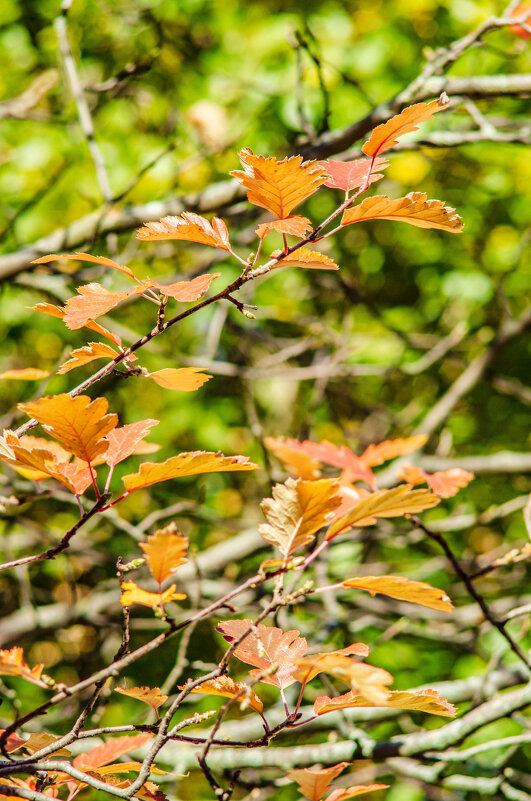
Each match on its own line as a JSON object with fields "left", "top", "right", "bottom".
{"left": 293, "top": 643, "right": 370, "bottom": 685}
{"left": 326, "top": 484, "right": 440, "bottom": 539}
{"left": 318, "top": 157, "right": 388, "bottom": 192}
{"left": 327, "top": 785, "right": 389, "bottom": 801}
{"left": 148, "top": 367, "right": 211, "bottom": 391}
{"left": 0, "top": 368, "right": 49, "bottom": 380}
{"left": 122, "top": 451, "right": 258, "bottom": 492}
{"left": 341, "top": 193, "right": 463, "bottom": 233}
{"left": 217, "top": 619, "right": 308, "bottom": 689}
{"left": 509, "top": 2, "right": 531, "bottom": 38}
{"left": 43, "top": 460, "right": 94, "bottom": 496}
{"left": 314, "top": 688, "right": 457, "bottom": 717}
{"left": 104, "top": 419, "right": 159, "bottom": 468}
{"left": 360, "top": 435, "right": 427, "bottom": 467}
{"left": 136, "top": 212, "right": 231, "bottom": 251}
{"left": 398, "top": 464, "right": 474, "bottom": 498}
{"left": 286, "top": 763, "right": 350, "bottom": 801}
{"left": 93, "top": 761, "right": 171, "bottom": 776}
{"left": 272, "top": 248, "right": 339, "bottom": 271}
{"left": 184, "top": 675, "right": 263, "bottom": 714}
{"left": 139, "top": 522, "right": 188, "bottom": 584}
{"left": 263, "top": 437, "right": 321, "bottom": 480}
{"left": 63, "top": 283, "right": 145, "bottom": 330}
{"left": 231, "top": 148, "right": 328, "bottom": 218}
{"left": 30, "top": 302, "right": 123, "bottom": 347}
{"left": 361, "top": 96, "right": 451, "bottom": 157}
{"left": 22, "top": 733, "right": 71, "bottom": 756}
{"left": 0, "top": 647, "right": 44, "bottom": 682}
{"left": 18, "top": 394, "right": 117, "bottom": 463}
{"left": 256, "top": 216, "right": 313, "bottom": 239}
{"left": 149, "top": 272, "right": 220, "bottom": 301}
{"left": 73, "top": 733, "right": 152, "bottom": 769}
{"left": 0, "top": 431, "right": 92, "bottom": 494}
{"left": 0, "top": 730, "right": 27, "bottom": 754}
{"left": 120, "top": 580, "right": 186, "bottom": 608}
{"left": 31, "top": 252, "right": 136, "bottom": 279}
{"left": 259, "top": 477, "right": 341, "bottom": 558}
{"left": 342, "top": 575, "right": 453, "bottom": 612}
{"left": 115, "top": 686, "right": 168, "bottom": 711}
{"left": 58, "top": 342, "right": 119, "bottom": 374}
{"left": 294, "top": 655, "right": 393, "bottom": 705}
{"left": 297, "top": 440, "right": 376, "bottom": 488}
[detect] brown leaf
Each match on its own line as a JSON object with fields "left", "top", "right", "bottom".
{"left": 314, "top": 688, "right": 457, "bottom": 717}
{"left": 318, "top": 157, "right": 388, "bottom": 192}
{"left": 115, "top": 686, "right": 168, "bottom": 711}
{"left": 139, "top": 522, "right": 188, "bottom": 584}
{"left": 18, "top": 394, "right": 117, "bottom": 463}
{"left": 256, "top": 216, "right": 313, "bottom": 239}
{"left": 122, "top": 451, "right": 258, "bottom": 492}
{"left": 294, "top": 654, "right": 393, "bottom": 704}
{"left": 0, "top": 730, "right": 26, "bottom": 754}
{"left": 272, "top": 248, "right": 339, "bottom": 271}
{"left": 0, "top": 368, "right": 49, "bottom": 380}
{"left": 360, "top": 435, "right": 428, "bottom": 467}
{"left": 22, "top": 733, "right": 71, "bottom": 756}
{"left": 185, "top": 675, "right": 263, "bottom": 714}
{"left": 263, "top": 437, "right": 321, "bottom": 480}
{"left": 231, "top": 149, "right": 328, "bottom": 218}
{"left": 73, "top": 733, "right": 152, "bottom": 769}
{"left": 104, "top": 419, "right": 159, "bottom": 468}
{"left": 136, "top": 212, "right": 231, "bottom": 251}
{"left": 342, "top": 575, "right": 453, "bottom": 612}
{"left": 216, "top": 619, "right": 308, "bottom": 689}
{"left": 398, "top": 464, "right": 474, "bottom": 498}
{"left": 148, "top": 367, "right": 211, "bottom": 391}
{"left": 58, "top": 342, "right": 119, "bottom": 374}
{"left": 362, "top": 96, "right": 451, "bottom": 157}
{"left": 120, "top": 581, "right": 186, "bottom": 608}
{"left": 342, "top": 193, "right": 463, "bottom": 233}
{"left": 0, "top": 647, "right": 44, "bottom": 682}
{"left": 326, "top": 485, "right": 440, "bottom": 539}
{"left": 259, "top": 477, "right": 341, "bottom": 558}
{"left": 32, "top": 252, "right": 136, "bottom": 279}
{"left": 286, "top": 763, "right": 350, "bottom": 801}
{"left": 149, "top": 272, "right": 220, "bottom": 301}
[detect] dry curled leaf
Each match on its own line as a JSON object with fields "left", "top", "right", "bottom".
{"left": 120, "top": 580, "right": 186, "bottom": 609}
{"left": 136, "top": 212, "right": 231, "bottom": 251}
{"left": 341, "top": 193, "right": 463, "bottom": 233}
{"left": 318, "top": 157, "right": 388, "bottom": 192}
{"left": 58, "top": 342, "right": 119, "bottom": 374}
{"left": 342, "top": 575, "right": 453, "bottom": 612}
{"left": 256, "top": 215, "right": 313, "bottom": 239}
{"left": 286, "top": 763, "right": 350, "bottom": 801}
{"left": 184, "top": 675, "right": 263, "bottom": 714}
{"left": 148, "top": 367, "right": 211, "bottom": 391}
{"left": 314, "top": 688, "right": 457, "bottom": 717}
{"left": 259, "top": 477, "right": 341, "bottom": 558}
{"left": 115, "top": 686, "right": 168, "bottom": 711}
{"left": 122, "top": 451, "right": 258, "bottom": 492}
{"left": 272, "top": 248, "right": 339, "bottom": 271}
{"left": 362, "top": 96, "right": 451, "bottom": 157}
{"left": 139, "top": 522, "right": 188, "bottom": 585}
{"left": 398, "top": 464, "right": 474, "bottom": 498}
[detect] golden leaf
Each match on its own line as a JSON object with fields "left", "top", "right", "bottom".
{"left": 120, "top": 581, "right": 186, "bottom": 608}
{"left": 63, "top": 283, "right": 145, "bottom": 329}
{"left": 58, "top": 342, "right": 119, "bottom": 374}
{"left": 294, "top": 654, "right": 393, "bottom": 705}
{"left": 104, "top": 419, "right": 159, "bottom": 468}
{"left": 139, "top": 522, "right": 188, "bottom": 584}
{"left": 398, "top": 464, "right": 474, "bottom": 498}
{"left": 0, "top": 647, "right": 44, "bottom": 682}
{"left": 30, "top": 302, "right": 123, "bottom": 347}
{"left": 314, "top": 688, "right": 457, "bottom": 717}
{"left": 149, "top": 272, "right": 220, "bottom": 301}
{"left": 286, "top": 763, "right": 350, "bottom": 801}
{"left": 342, "top": 575, "right": 453, "bottom": 612}
{"left": 185, "top": 675, "right": 263, "bottom": 714}
{"left": 0, "top": 368, "right": 49, "bottom": 380}
{"left": 263, "top": 437, "right": 321, "bottom": 480}
{"left": 362, "top": 96, "right": 451, "bottom": 157}
{"left": 122, "top": 451, "right": 258, "bottom": 492}
{"left": 341, "top": 193, "right": 463, "bottom": 233}
{"left": 115, "top": 686, "right": 168, "bottom": 711}
{"left": 256, "top": 216, "right": 313, "bottom": 239}
{"left": 31, "top": 252, "right": 136, "bottom": 279}
{"left": 272, "top": 248, "right": 339, "bottom": 270}
{"left": 148, "top": 367, "right": 211, "bottom": 391}
{"left": 327, "top": 785, "right": 389, "bottom": 801}
{"left": 136, "top": 212, "right": 231, "bottom": 251}
{"left": 360, "top": 435, "right": 427, "bottom": 467}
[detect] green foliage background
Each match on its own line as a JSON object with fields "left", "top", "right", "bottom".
{"left": 0, "top": 1, "right": 530, "bottom": 799}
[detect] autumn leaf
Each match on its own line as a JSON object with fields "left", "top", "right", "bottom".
{"left": 398, "top": 464, "right": 474, "bottom": 498}
{"left": 120, "top": 580, "right": 186, "bottom": 608}
{"left": 231, "top": 149, "right": 328, "bottom": 218}
{"left": 318, "top": 157, "right": 388, "bottom": 192}
{"left": 0, "top": 730, "right": 26, "bottom": 754}
{"left": 0, "top": 647, "right": 44, "bottom": 682}
{"left": 31, "top": 251, "right": 136, "bottom": 279}
{"left": 30, "top": 301, "right": 123, "bottom": 347}
{"left": 360, "top": 435, "right": 427, "bottom": 467}
{"left": 122, "top": 451, "right": 258, "bottom": 492}
{"left": 0, "top": 368, "right": 49, "bottom": 380}
{"left": 327, "top": 785, "right": 389, "bottom": 801}
{"left": 104, "top": 419, "right": 159, "bottom": 468}
{"left": 115, "top": 686, "right": 168, "bottom": 711}
{"left": 42, "top": 460, "right": 94, "bottom": 496}
{"left": 326, "top": 484, "right": 440, "bottom": 539}
{"left": 139, "top": 522, "right": 188, "bottom": 584}
{"left": 18, "top": 394, "right": 117, "bottom": 463}
{"left": 136, "top": 212, "right": 231, "bottom": 251}
{"left": 63, "top": 283, "right": 145, "bottom": 330}
{"left": 342, "top": 575, "right": 453, "bottom": 612}
{"left": 73, "top": 733, "right": 152, "bottom": 769}
{"left": 58, "top": 342, "right": 119, "bottom": 374}
{"left": 292, "top": 643, "right": 370, "bottom": 685}
{"left": 148, "top": 367, "right": 211, "bottom": 391}
{"left": 341, "top": 193, "right": 463, "bottom": 233}
{"left": 293, "top": 654, "right": 393, "bottom": 704}
{"left": 314, "top": 688, "right": 457, "bottom": 718}
{"left": 296, "top": 440, "right": 376, "bottom": 488}
{"left": 22, "top": 733, "right": 71, "bottom": 756}
{"left": 272, "top": 248, "right": 339, "bottom": 271}
{"left": 149, "top": 272, "right": 220, "bottom": 301}
{"left": 216, "top": 619, "right": 308, "bottom": 689}
{"left": 263, "top": 437, "right": 321, "bottom": 480}
{"left": 0, "top": 432, "right": 93, "bottom": 494}
{"left": 509, "top": 1, "right": 531, "bottom": 38}
{"left": 259, "top": 477, "right": 341, "bottom": 558}
{"left": 362, "top": 96, "right": 451, "bottom": 157}
{"left": 286, "top": 763, "right": 350, "bottom": 801}
{"left": 256, "top": 216, "right": 313, "bottom": 239}
{"left": 184, "top": 675, "right": 263, "bottom": 714}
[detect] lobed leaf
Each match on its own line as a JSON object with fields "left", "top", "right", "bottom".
{"left": 58, "top": 342, "right": 119, "bottom": 374}
{"left": 293, "top": 643, "right": 370, "bottom": 685}
{"left": 296, "top": 440, "right": 376, "bottom": 488}
{"left": 0, "top": 647, "right": 44, "bottom": 682}
{"left": 115, "top": 686, "right": 168, "bottom": 711}
{"left": 342, "top": 575, "right": 453, "bottom": 612}
{"left": 120, "top": 580, "right": 186, "bottom": 608}
{"left": 341, "top": 193, "right": 463, "bottom": 233}
{"left": 360, "top": 434, "right": 427, "bottom": 467}
{"left": 286, "top": 763, "right": 350, "bottom": 801}
{"left": 398, "top": 464, "right": 474, "bottom": 498}
{"left": 0, "top": 431, "right": 93, "bottom": 494}
{"left": 30, "top": 302, "right": 123, "bottom": 347}
{"left": 149, "top": 272, "right": 220, "bottom": 301}
{"left": 73, "top": 733, "right": 152, "bottom": 770}
{"left": 63, "top": 283, "right": 146, "bottom": 330}
{"left": 318, "top": 157, "right": 388, "bottom": 192}
{"left": 294, "top": 654, "right": 393, "bottom": 705}
{"left": 136, "top": 212, "right": 231, "bottom": 251}
{"left": 256, "top": 215, "right": 313, "bottom": 239}
{"left": 263, "top": 437, "right": 321, "bottom": 480}
{"left": 122, "top": 451, "right": 258, "bottom": 492}
{"left": 184, "top": 675, "right": 263, "bottom": 714}
{"left": 314, "top": 688, "right": 457, "bottom": 717}
{"left": 148, "top": 367, "right": 211, "bottom": 391}
{"left": 272, "top": 248, "right": 339, "bottom": 271}
{"left": 361, "top": 96, "right": 451, "bottom": 157}
{"left": 139, "top": 522, "right": 188, "bottom": 584}
{"left": 104, "top": 419, "right": 159, "bottom": 468}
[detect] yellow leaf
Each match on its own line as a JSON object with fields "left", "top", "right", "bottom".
{"left": 362, "top": 96, "right": 451, "bottom": 157}
{"left": 286, "top": 763, "right": 350, "bottom": 801}
{"left": 139, "top": 522, "right": 188, "bottom": 584}
{"left": 342, "top": 575, "right": 453, "bottom": 612}
{"left": 273, "top": 248, "right": 339, "bottom": 270}
{"left": 58, "top": 342, "right": 119, "bottom": 374}
{"left": 185, "top": 676, "right": 263, "bottom": 714}
{"left": 294, "top": 654, "right": 393, "bottom": 705}
{"left": 122, "top": 451, "right": 258, "bottom": 492}
{"left": 18, "top": 394, "right": 117, "bottom": 463}
{"left": 22, "top": 733, "right": 71, "bottom": 756}
{"left": 231, "top": 149, "right": 328, "bottom": 218}
{"left": 259, "top": 477, "right": 341, "bottom": 558}
{"left": 326, "top": 485, "right": 440, "bottom": 539}
{"left": 115, "top": 686, "right": 168, "bottom": 711}
{"left": 0, "top": 368, "right": 49, "bottom": 380}
{"left": 341, "top": 193, "right": 463, "bottom": 233}
{"left": 136, "top": 212, "right": 231, "bottom": 251}
{"left": 263, "top": 437, "right": 321, "bottom": 480}
{"left": 148, "top": 367, "right": 211, "bottom": 391}
{"left": 327, "top": 785, "right": 389, "bottom": 801}
{"left": 120, "top": 580, "right": 186, "bottom": 608}
{"left": 314, "top": 688, "right": 457, "bottom": 718}
{"left": 0, "top": 647, "right": 44, "bottom": 682}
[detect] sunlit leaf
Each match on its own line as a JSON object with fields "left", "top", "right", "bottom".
{"left": 272, "top": 248, "right": 339, "bottom": 271}
{"left": 104, "top": 419, "right": 159, "bottom": 468}
{"left": 318, "top": 157, "right": 388, "bottom": 192}
{"left": 63, "top": 283, "right": 145, "bottom": 330}
{"left": 0, "top": 647, "right": 44, "bottom": 682}
{"left": 0, "top": 431, "right": 92, "bottom": 494}
{"left": 341, "top": 193, "right": 463, "bottom": 233}
{"left": 139, "top": 522, "right": 188, "bottom": 584}
{"left": 184, "top": 675, "right": 263, "bottom": 714}
{"left": 294, "top": 654, "right": 393, "bottom": 704}
{"left": 286, "top": 763, "right": 350, "bottom": 801}
{"left": 509, "top": 1, "right": 531, "bottom": 38}
{"left": 22, "top": 733, "right": 71, "bottom": 756}
{"left": 148, "top": 367, "right": 211, "bottom": 391}
{"left": 58, "top": 342, "right": 119, "bottom": 374}
{"left": 259, "top": 477, "right": 341, "bottom": 558}
{"left": 0, "top": 730, "right": 26, "bottom": 754}
{"left": 360, "top": 435, "right": 428, "bottom": 467}
{"left": 31, "top": 252, "right": 136, "bottom": 279}
{"left": 122, "top": 451, "right": 258, "bottom": 492}
{"left": 115, "top": 686, "right": 168, "bottom": 711}
{"left": 30, "top": 302, "right": 123, "bottom": 347}
{"left": 256, "top": 216, "right": 313, "bottom": 239}
{"left": 149, "top": 272, "right": 220, "bottom": 301}
{"left": 263, "top": 437, "right": 321, "bottom": 480}
{"left": 398, "top": 464, "right": 474, "bottom": 498}
{"left": 314, "top": 688, "right": 457, "bottom": 717}
{"left": 120, "top": 580, "right": 186, "bottom": 608}
{"left": 293, "top": 643, "right": 370, "bottom": 685}
{"left": 0, "top": 368, "right": 49, "bottom": 380}
{"left": 342, "top": 575, "right": 453, "bottom": 612}
{"left": 296, "top": 440, "right": 376, "bottom": 488}
{"left": 137, "top": 212, "right": 231, "bottom": 251}
{"left": 73, "top": 733, "right": 153, "bottom": 769}
{"left": 362, "top": 96, "right": 451, "bottom": 157}
{"left": 327, "top": 785, "right": 389, "bottom": 801}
